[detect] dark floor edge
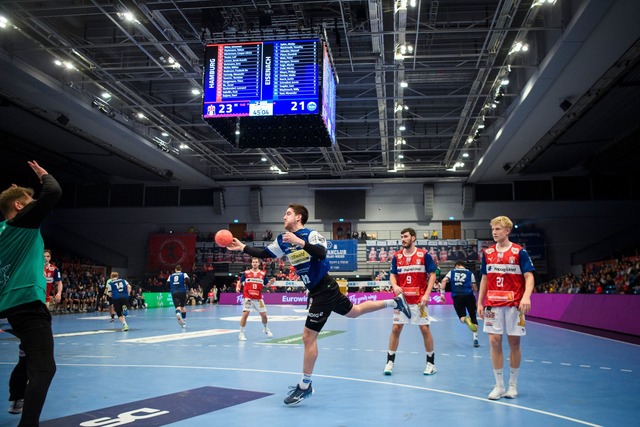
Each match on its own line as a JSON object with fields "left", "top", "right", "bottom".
{"left": 528, "top": 316, "right": 640, "bottom": 345}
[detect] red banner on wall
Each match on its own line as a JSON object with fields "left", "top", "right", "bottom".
{"left": 148, "top": 233, "right": 197, "bottom": 273}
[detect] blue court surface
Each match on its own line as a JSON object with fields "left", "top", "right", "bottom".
{"left": 1, "top": 303, "right": 638, "bottom": 426}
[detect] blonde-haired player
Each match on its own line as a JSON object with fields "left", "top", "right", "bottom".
{"left": 477, "top": 216, "right": 535, "bottom": 400}
{"left": 107, "top": 271, "right": 132, "bottom": 331}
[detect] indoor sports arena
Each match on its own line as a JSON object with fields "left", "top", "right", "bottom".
{"left": 1, "top": 1, "right": 639, "bottom": 426}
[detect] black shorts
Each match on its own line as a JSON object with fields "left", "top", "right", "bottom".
{"left": 112, "top": 298, "right": 128, "bottom": 317}
{"left": 452, "top": 293, "right": 478, "bottom": 323}
{"left": 172, "top": 292, "right": 187, "bottom": 308}
{"left": 305, "top": 275, "right": 353, "bottom": 332}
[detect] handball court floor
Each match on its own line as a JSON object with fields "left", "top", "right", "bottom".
{"left": 1, "top": 303, "right": 638, "bottom": 427}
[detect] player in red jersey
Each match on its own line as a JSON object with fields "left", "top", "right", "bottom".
{"left": 383, "top": 227, "right": 438, "bottom": 376}
{"left": 43, "top": 249, "right": 62, "bottom": 309}
{"left": 236, "top": 257, "right": 275, "bottom": 341}
{"left": 477, "top": 216, "right": 535, "bottom": 401}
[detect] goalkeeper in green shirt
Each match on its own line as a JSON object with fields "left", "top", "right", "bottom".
{"left": 0, "top": 160, "right": 61, "bottom": 425}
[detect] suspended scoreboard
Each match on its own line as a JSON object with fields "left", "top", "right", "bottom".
{"left": 202, "top": 39, "right": 336, "bottom": 148}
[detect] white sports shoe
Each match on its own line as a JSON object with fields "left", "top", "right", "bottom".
{"left": 423, "top": 362, "right": 437, "bottom": 375}
{"left": 176, "top": 312, "right": 185, "bottom": 327}
{"left": 8, "top": 399, "right": 24, "bottom": 414}
{"left": 504, "top": 385, "right": 518, "bottom": 398}
{"left": 264, "top": 328, "right": 273, "bottom": 337}
{"left": 239, "top": 332, "right": 247, "bottom": 341}
{"left": 383, "top": 361, "right": 394, "bottom": 375}
{"left": 488, "top": 386, "right": 506, "bottom": 400}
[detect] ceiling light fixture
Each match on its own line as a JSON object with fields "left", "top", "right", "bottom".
{"left": 532, "top": 0, "right": 556, "bottom": 7}
{"left": 395, "top": 0, "right": 408, "bottom": 12}
{"left": 121, "top": 12, "right": 135, "bottom": 22}
{"left": 510, "top": 41, "right": 529, "bottom": 55}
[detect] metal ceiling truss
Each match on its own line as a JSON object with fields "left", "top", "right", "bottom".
{"left": 1, "top": 0, "right": 633, "bottom": 186}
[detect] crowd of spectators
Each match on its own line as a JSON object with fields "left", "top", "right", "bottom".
{"left": 536, "top": 254, "right": 640, "bottom": 295}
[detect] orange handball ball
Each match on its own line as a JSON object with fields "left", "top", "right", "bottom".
{"left": 215, "top": 229, "right": 234, "bottom": 247}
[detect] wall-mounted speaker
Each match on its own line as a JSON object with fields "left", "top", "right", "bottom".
{"left": 462, "top": 184, "right": 475, "bottom": 214}
{"left": 213, "top": 188, "right": 225, "bottom": 215}
{"left": 423, "top": 184, "right": 434, "bottom": 220}
{"left": 559, "top": 99, "right": 573, "bottom": 112}
{"left": 56, "top": 114, "right": 69, "bottom": 126}
{"left": 250, "top": 187, "right": 262, "bottom": 222}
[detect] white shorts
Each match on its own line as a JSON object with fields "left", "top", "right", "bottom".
{"left": 393, "top": 304, "right": 431, "bottom": 325}
{"left": 482, "top": 306, "right": 526, "bottom": 336}
{"left": 242, "top": 298, "right": 267, "bottom": 313}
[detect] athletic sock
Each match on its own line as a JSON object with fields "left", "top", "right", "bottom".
{"left": 493, "top": 369, "right": 504, "bottom": 387}
{"left": 426, "top": 351, "right": 435, "bottom": 365}
{"left": 299, "top": 373, "right": 312, "bottom": 390}
{"left": 182, "top": 312, "right": 186, "bottom": 319}
{"left": 387, "top": 352, "right": 396, "bottom": 363}
{"left": 509, "top": 368, "right": 519, "bottom": 386}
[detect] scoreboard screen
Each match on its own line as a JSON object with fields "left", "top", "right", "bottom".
{"left": 203, "top": 39, "right": 320, "bottom": 118}
{"left": 321, "top": 43, "right": 337, "bottom": 145}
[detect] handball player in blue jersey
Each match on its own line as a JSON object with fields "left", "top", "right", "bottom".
{"left": 441, "top": 260, "right": 480, "bottom": 347}
{"left": 227, "top": 203, "right": 412, "bottom": 405}
{"left": 167, "top": 264, "right": 190, "bottom": 328}
{"left": 107, "top": 271, "right": 131, "bottom": 331}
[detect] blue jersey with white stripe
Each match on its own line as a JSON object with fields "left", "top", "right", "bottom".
{"left": 167, "top": 272, "right": 189, "bottom": 293}
{"left": 265, "top": 228, "right": 329, "bottom": 291}
{"left": 445, "top": 267, "right": 476, "bottom": 297}
{"left": 109, "top": 278, "right": 130, "bottom": 299}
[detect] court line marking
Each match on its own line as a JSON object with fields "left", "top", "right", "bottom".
{"left": 34, "top": 332, "right": 639, "bottom": 373}
{"left": 117, "top": 329, "right": 237, "bottom": 343}
{"left": 63, "top": 355, "right": 115, "bottom": 359}
{"left": 36, "top": 362, "right": 602, "bottom": 427}
{"left": 54, "top": 330, "right": 117, "bottom": 338}
{"left": 220, "top": 315, "right": 307, "bottom": 322}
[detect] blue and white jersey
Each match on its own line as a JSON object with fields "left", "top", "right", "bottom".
{"left": 110, "top": 278, "right": 130, "bottom": 299}
{"left": 265, "top": 228, "right": 329, "bottom": 291}
{"left": 445, "top": 267, "right": 476, "bottom": 297}
{"left": 167, "top": 272, "right": 189, "bottom": 293}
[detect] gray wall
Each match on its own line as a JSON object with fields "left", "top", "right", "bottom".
{"left": 44, "top": 182, "right": 640, "bottom": 279}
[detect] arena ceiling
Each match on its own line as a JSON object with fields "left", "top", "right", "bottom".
{"left": 1, "top": 0, "right": 639, "bottom": 188}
